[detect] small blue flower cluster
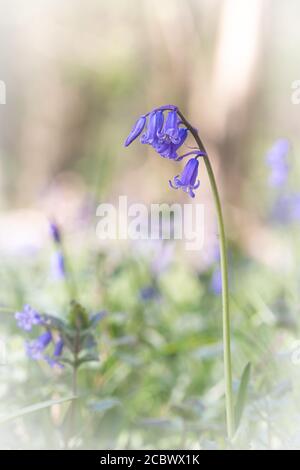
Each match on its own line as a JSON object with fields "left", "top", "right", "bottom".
{"left": 15, "top": 305, "right": 64, "bottom": 368}
{"left": 15, "top": 304, "right": 41, "bottom": 331}
{"left": 125, "top": 105, "right": 205, "bottom": 198}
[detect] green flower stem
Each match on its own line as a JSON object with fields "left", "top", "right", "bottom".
{"left": 177, "top": 110, "right": 235, "bottom": 439}
{"left": 67, "top": 334, "right": 79, "bottom": 446}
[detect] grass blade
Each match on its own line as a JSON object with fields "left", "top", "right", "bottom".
{"left": 235, "top": 362, "right": 251, "bottom": 431}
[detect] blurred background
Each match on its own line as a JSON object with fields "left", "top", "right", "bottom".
{"left": 1, "top": 0, "right": 300, "bottom": 449}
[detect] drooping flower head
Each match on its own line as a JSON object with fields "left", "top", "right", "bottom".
{"left": 125, "top": 105, "right": 205, "bottom": 197}
{"left": 15, "top": 305, "right": 42, "bottom": 331}
{"left": 266, "top": 139, "right": 290, "bottom": 187}
{"left": 125, "top": 105, "right": 204, "bottom": 163}
{"left": 169, "top": 157, "right": 200, "bottom": 198}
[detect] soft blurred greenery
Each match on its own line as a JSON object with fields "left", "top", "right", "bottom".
{"left": 1, "top": 0, "right": 300, "bottom": 449}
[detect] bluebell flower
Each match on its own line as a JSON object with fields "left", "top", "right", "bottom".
{"left": 125, "top": 105, "right": 206, "bottom": 195}
{"left": 51, "top": 251, "right": 66, "bottom": 279}
{"left": 140, "top": 110, "right": 163, "bottom": 145}
{"left": 153, "top": 128, "right": 188, "bottom": 160}
{"left": 139, "top": 285, "right": 160, "bottom": 302}
{"left": 45, "top": 338, "right": 64, "bottom": 368}
{"left": 49, "top": 221, "right": 61, "bottom": 244}
{"left": 169, "top": 158, "right": 200, "bottom": 198}
{"left": 53, "top": 338, "right": 64, "bottom": 357}
{"left": 125, "top": 106, "right": 196, "bottom": 161}
{"left": 266, "top": 139, "right": 290, "bottom": 187}
{"left": 15, "top": 305, "right": 42, "bottom": 331}
{"left": 25, "top": 330, "right": 52, "bottom": 360}
{"left": 162, "top": 109, "right": 181, "bottom": 143}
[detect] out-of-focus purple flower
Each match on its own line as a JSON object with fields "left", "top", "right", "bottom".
{"left": 53, "top": 338, "right": 64, "bottom": 357}
{"left": 25, "top": 331, "right": 52, "bottom": 360}
{"left": 266, "top": 139, "right": 290, "bottom": 187}
{"left": 15, "top": 305, "right": 42, "bottom": 331}
{"left": 169, "top": 158, "right": 200, "bottom": 198}
{"left": 49, "top": 221, "right": 61, "bottom": 244}
{"left": 290, "top": 193, "right": 300, "bottom": 221}
{"left": 269, "top": 166, "right": 289, "bottom": 187}
{"left": 271, "top": 194, "right": 292, "bottom": 223}
{"left": 44, "top": 338, "right": 64, "bottom": 368}
{"left": 44, "top": 356, "right": 64, "bottom": 368}
{"left": 271, "top": 192, "right": 300, "bottom": 224}
{"left": 211, "top": 269, "right": 222, "bottom": 296}
{"left": 140, "top": 285, "right": 160, "bottom": 302}
{"left": 266, "top": 139, "right": 289, "bottom": 165}
{"left": 51, "top": 251, "right": 66, "bottom": 279}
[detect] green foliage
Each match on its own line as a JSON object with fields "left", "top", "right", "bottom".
{"left": 0, "top": 239, "right": 299, "bottom": 449}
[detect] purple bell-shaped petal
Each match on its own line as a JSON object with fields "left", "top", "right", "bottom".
{"left": 124, "top": 115, "right": 146, "bottom": 147}
{"left": 169, "top": 158, "right": 200, "bottom": 198}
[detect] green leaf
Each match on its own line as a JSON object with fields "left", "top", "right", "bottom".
{"left": 137, "top": 418, "right": 180, "bottom": 431}
{"left": 235, "top": 362, "right": 251, "bottom": 431}
{"left": 76, "top": 353, "right": 99, "bottom": 367}
{"left": 68, "top": 301, "right": 89, "bottom": 329}
{"left": 0, "top": 396, "right": 76, "bottom": 424}
{"left": 41, "top": 313, "right": 68, "bottom": 332}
